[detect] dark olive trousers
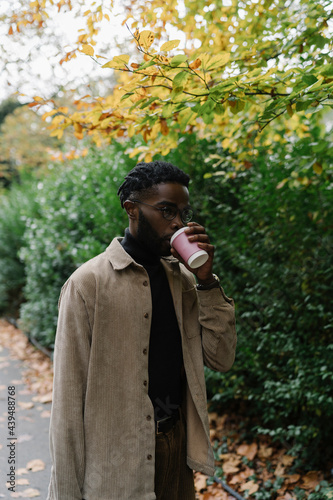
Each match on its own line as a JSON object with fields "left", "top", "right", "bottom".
{"left": 154, "top": 411, "right": 196, "bottom": 500}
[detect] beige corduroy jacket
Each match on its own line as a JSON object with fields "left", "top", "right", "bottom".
{"left": 47, "top": 237, "right": 237, "bottom": 500}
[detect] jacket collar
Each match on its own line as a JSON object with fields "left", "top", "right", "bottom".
{"left": 106, "top": 237, "right": 179, "bottom": 271}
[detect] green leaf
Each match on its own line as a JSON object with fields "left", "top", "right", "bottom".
{"left": 129, "top": 98, "right": 147, "bottom": 112}
{"left": 302, "top": 75, "right": 318, "bottom": 86}
{"left": 140, "top": 96, "right": 160, "bottom": 109}
{"left": 170, "top": 55, "right": 188, "bottom": 67}
{"left": 178, "top": 107, "right": 194, "bottom": 131}
{"left": 323, "top": 99, "right": 333, "bottom": 107}
{"left": 120, "top": 92, "right": 134, "bottom": 102}
{"left": 309, "top": 34, "right": 328, "bottom": 49}
{"left": 137, "top": 58, "right": 157, "bottom": 70}
{"left": 162, "top": 103, "right": 173, "bottom": 118}
{"left": 296, "top": 100, "right": 312, "bottom": 112}
{"left": 172, "top": 70, "right": 189, "bottom": 90}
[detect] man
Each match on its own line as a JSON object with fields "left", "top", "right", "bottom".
{"left": 47, "top": 160, "right": 236, "bottom": 500}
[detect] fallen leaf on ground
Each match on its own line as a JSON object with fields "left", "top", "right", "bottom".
{"left": 229, "top": 467, "right": 255, "bottom": 484}
{"left": 301, "top": 471, "right": 323, "bottom": 490}
{"left": 11, "top": 488, "right": 40, "bottom": 498}
{"left": 220, "top": 454, "right": 242, "bottom": 474}
{"left": 280, "top": 455, "right": 296, "bottom": 467}
{"left": 26, "top": 459, "right": 45, "bottom": 472}
{"left": 285, "top": 474, "right": 301, "bottom": 484}
{"left": 16, "top": 478, "right": 29, "bottom": 485}
{"left": 240, "top": 480, "right": 259, "bottom": 495}
{"left": 40, "top": 409, "right": 51, "bottom": 418}
{"left": 236, "top": 442, "right": 258, "bottom": 461}
{"left": 18, "top": 401, "right": 34, "bottom": 410}
{"left": 194, "top": 473, "right": 207, "bottom": 492}
{"left": 17, "top": 468, "right": 28, "bottom": 475}
{"left": 32, "top": 392, "right": 52, "bottom": 403}
{"left": 258, "top": 444, "right": 273, "bottom": 458}
{"left": 17, "top": 433, "right": 33, "bottom": 443}
{"left": 275, "top": 462, "right": 286, "bottom": 477}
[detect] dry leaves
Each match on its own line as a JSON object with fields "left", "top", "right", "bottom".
{"left": 240, "top": 479, "right": 259, "bottom": 495}
{"left": 26, "top": 459, "right": 46, "bottom": 472}
{"left": 10, "top": 488, "right": 40, "bottom": 498}
{"left": 0, "top": 319, "right": 53, "bottom": 398}
{"left": 195, "top": 410, "right": 330, "bottom": 500}
{"left": 18, "top": 401, "right": 34, "bottom": 410}
{"left": 1, "top": 319, "right": 330, "bottom": 500}
{"left": 236, "top": 442, "right": 258, "bottom": 461}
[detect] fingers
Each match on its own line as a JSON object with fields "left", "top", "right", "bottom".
{"left": 185, "top": 222, "right": 213, "bottom": 247}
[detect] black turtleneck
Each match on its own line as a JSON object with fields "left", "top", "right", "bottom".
{"left": 121, "top": 229, "right": 183, "bottom": 420}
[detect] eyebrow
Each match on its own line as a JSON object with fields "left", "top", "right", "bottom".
{"left": 155, "top": 201, "right": 192, "bottom": 209}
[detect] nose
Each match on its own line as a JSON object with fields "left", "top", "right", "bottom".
{"left": 170, "top": 211, "right": 184, "bottom": 230}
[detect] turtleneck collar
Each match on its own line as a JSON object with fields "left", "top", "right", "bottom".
{"left": 120, "top": 228, "right": 161, "bottom": 267}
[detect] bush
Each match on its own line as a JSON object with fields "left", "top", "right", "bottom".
{"left": 0, "top": 180, "right": 39, "bottom": 315}
{"left": 6, "top": 130, "right": 332, "bottom": 468}
{"left": 159, "top": 133, "right": 333, "bottom": 468}
{"left": 19, "top": 144, "right": 135, "bottom": 347}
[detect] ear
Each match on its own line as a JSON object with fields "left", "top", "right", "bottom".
{"left": 123, "top": 200, "right": 138, "bottom": 220}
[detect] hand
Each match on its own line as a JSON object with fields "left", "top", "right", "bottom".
{"left": 170, "top": 222, "right": 215, "bottom": 284}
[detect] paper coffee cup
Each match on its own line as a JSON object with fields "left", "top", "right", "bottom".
{"left": 170, "top": 227, "right": 209, "bottom": 269}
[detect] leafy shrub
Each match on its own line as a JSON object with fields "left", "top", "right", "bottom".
{"left": 0, "top": 180, "right": 39, "bottom": 315}
{"left": 161, "top": 132, "right": 333, "bottom": 468}
{"left": 19, "top": 144, "right": 135, "bottom": 347}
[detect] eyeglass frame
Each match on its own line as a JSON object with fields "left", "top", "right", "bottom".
{"left": 130, "top": 199, "right": 194, "bottom": 224}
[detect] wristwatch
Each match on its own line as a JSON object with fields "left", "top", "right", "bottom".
{"left": 196, "top": 274, "right": 221, "bottom": 290}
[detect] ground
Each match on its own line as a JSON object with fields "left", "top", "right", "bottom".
{"left": 0, "top": 319, "right": 328, "bottom": 499}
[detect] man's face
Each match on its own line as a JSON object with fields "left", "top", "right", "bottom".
{"left": 133, "top": 183, "right": 191, "bottom": 256}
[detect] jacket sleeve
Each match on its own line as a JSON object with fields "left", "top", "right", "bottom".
{"left": 47, "top": 278, "right": 91, "bottom": 500}
{"left": 198, "top": 286, "right": 237, "bottom": 372}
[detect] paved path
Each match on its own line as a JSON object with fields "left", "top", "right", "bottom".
{"left": 0, "top": 344, "right": 52, "bottom": 499}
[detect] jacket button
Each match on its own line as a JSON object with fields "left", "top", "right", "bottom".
{"left": 143, "top": 280, "right": 148, "bottom": 286}
{"left": 143, "top": 348, "right": 148, "bottom": 355}
{"left": 144, "top": 313, "right": 149, "bottom": 318}
{"left": 143, "top": 380, "right": 148, "bottom": 386}
{"left": 146, "top": 415, "right": 152, "bottom": 421}
{"left": 147, "top": 454, "right": 152, "bottom": 460}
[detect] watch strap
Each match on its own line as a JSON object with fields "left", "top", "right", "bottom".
{"left": 196, "top": 274, "right": 220, "bottom": 290}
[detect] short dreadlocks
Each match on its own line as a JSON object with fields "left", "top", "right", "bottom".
{"left": 117, "top": 161, "right": 190, "bottom": 208}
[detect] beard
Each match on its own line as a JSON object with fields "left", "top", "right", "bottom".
{"left": 136, "top": 209, "right": 171, "bottom": 257}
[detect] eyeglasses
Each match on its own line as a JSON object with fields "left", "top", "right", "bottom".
{"left": 131, "top": 200, "right": 194, "bottom": 224}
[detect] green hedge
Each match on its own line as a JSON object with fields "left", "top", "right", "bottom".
{"left": 160, "top": 134, "right": 333, "bottom": 468}
{"left": 0, "top": 132, "right": 332, "bottom": 469}
{"left": 0, "top": 180, "right": 39, "bottom": 315}
{"left": 19, "top": 145, "right": 135, "bottom": 347}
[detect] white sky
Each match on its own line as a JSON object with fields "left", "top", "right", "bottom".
{"left": 0, "top": 1, "right": 187, "bottom": 102}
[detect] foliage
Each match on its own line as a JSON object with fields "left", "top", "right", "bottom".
{"left": 6, "top": 0, "right": 333, "bottom": 163}
{"left": 19, "top": 143, "right": 134, "bottom": 347}
{"left": 0, "top": 98, "right": 23, "bottom": 126}
{"left": 0, "top": 126, "right": 331, "bottom": 468}
{"left": 150, "top": 128, "right": 333, "bottom": 468}
{"left": 197, "top": 151, "right": 332, "bottom": 467}
{"left": 0, "top": 179, "right": 39, "bottom": 315}
{"left": 0, "top": 104, "right": 64, "bottom": 182}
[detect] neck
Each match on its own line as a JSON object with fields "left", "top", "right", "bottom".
{"left": 121, "top": 228, "right": 160, "bottom": 266}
